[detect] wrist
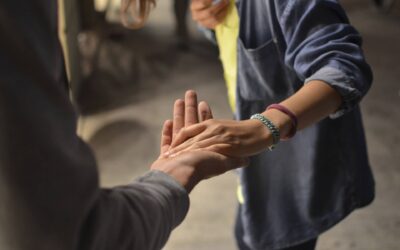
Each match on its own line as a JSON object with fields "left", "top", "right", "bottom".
{"left": 152, "top": 159, "right": 198, "bottom": 193}
{"left": 261, "top": 109, "right": 292, "bottom": 140}
{"left": 246, "top": 119, "right": 275, "bottom": 148}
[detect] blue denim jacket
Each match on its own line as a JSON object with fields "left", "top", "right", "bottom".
{"left": 213, "top": 0, "right": 375, "bottom": 249}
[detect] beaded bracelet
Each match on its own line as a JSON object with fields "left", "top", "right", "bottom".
{"left": 250, "top": 113, "right": 280, "bottom": 151}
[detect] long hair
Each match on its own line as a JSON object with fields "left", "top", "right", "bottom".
{"left": 120, "top": 0, "right": 156, "bottom": 29}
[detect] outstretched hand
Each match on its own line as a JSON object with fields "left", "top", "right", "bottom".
{"left": 151, "top": 90, "right": 247, "bottom": 193}
{"left": 161, "top": 91, "right": 271, "bottom": 159}
{"left": 167, "top": 118, "right": 273, "bottom": 158}
{"left": 158, "top": 90, "right": 213, "bottom": 157}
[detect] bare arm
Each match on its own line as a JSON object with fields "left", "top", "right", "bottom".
{"left": 259, "top": 80, "right": 342, "bottom": 146}
{"left": 168, "top": 82, "right": 342, "bottom": 156}
{"left": 168, "top": 0, "right": 372, "bottom": 157}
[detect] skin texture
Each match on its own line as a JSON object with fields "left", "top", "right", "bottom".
{"left": 166, "top": 81, "right": 342, "bottom": 158}
{"left": 151, "top": 91, "right": 247, "bottom": 192}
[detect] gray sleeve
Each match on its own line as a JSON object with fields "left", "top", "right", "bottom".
{"left": 80, "top": 171, "right": 190, "bottom": 250}
{"left": 0, "top": 1, "right": 188, "bottom": 250}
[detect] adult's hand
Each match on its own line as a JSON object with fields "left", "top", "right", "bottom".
{"left": 159, "top": 90, "right": 213, "bottom": 157}
{"left": 190, "top": 0, "right": 230, "bottom": 29}
{"left": 151, "top": 150, "right": 246, "bottom": 192}
{"left": 166, "top": 81, "right": 344, "bottom": 159}
{"left": 167, "top": 118, "right": 275, "bottom": 158}
{"left": 151, "top": 90, "right": 249, "bottom": 192}
{"left": 172, "top": 90, "right": 213, "bottom": 139}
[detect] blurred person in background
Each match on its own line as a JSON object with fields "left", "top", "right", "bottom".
{"left": 174, "top": 0, "right": 190, "bottom": 47}
{"left": 0, "top": 1, "right": 247, "bottom": 250}
{"left": 162, "top": 0, "right": 375, "bottom": 249}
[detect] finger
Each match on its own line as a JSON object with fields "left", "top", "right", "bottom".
{"left": 198, "top": 101, "right": 213, "bottom": 121}
{"left": 173, "top": 99, "right": 185, "bottom": 137}
{"left": 203, "top": 143, "right": 231, "bottom": 155}
{"left": 185, "top": 90, "right": 199, "bottom": 126}
{"left": 169, "top": 133, "right": 221, "bottom": 155}
{"left": 169, "top": 123, "right": 207, "bottom": 149}
{"left": 160, "top": 120, "right": 173, "bottom": 156}
{"left": 214, "top": 5, "right": 230, "bottom": 23}
{"left": 195, "top": 7, "right": 229, "bottom": 29}
{"left": 192, "top": 1, "right": 228, "bottom": 22}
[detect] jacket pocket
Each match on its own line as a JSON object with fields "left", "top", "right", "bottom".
{"left": 237, "top": 37, "right": 293, "bottom": 102}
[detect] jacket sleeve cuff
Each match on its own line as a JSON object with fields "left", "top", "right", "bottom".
{"left": 135, "top": 170, "right": 190, "bottom": 228}
{"left": 305, "top": 66, "right": 362, "bottom": 119}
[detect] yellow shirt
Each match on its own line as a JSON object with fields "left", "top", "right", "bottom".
{"left": 215, "top": 1, "right": 244, "bottom": 204}
{"left": 215, "top": 0, "right": 239, "bottom": 113}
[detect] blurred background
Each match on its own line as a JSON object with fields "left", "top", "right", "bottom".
{"left": 58, "top": 0, "right": 400, "bottom": 249}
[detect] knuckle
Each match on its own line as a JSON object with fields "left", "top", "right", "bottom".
{"left": 210, "top": 125, "right": 220, "bottom": 134}
{"left": 224, "top": 132, "right": 237, "bottom": 143}
{"left": 174, "top": 113, "right": 183, "bottom": 119}
{"left": 231, "top": 137, "right": 241, "bottom": 147}
{"left": 186, "top": 105, "right": 197, "bottom": 112}
{"left": 214, "top": 124, "right": 226, "bottom": 134}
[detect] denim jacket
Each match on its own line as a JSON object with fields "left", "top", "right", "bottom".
{"left": 207, "top": 0, "right": 375, "bottom": 249}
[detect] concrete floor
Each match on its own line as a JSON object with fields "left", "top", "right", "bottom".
{"left": 78, "top": 1, "right": 400, "bottom": 249}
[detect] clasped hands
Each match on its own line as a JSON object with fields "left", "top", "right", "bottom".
{"left": 151, "top": 90, "right": 274, "bottom": 192}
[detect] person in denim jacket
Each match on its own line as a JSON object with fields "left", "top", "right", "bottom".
{"left": 166, "top": 0, "right": 375, "bottom": 249}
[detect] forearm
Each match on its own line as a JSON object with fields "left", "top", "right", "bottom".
{"left": 165, "top": 81, "right": 343, "bottom": 157}
{"left": 261, "top": 80, "right": 342, "bottom": 139}
{"left": 80, "top": 171, "right": 189, "bottom": 250}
